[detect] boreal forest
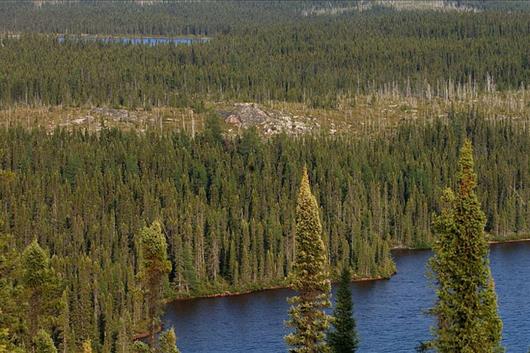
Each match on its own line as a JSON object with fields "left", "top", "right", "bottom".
{"left": 1, "top": 1, "right": 530, "bottom": 353}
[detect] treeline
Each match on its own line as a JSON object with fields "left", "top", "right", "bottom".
{"left": 2, "top": 10, "right": 530, "bottom": 107}
{"left": 0, "top": 110, "right": 529, "bottom": 351}
{"left": 1, "top": 1, "right": 529, "bottom": 37}
{"left": 0, "top": 1, "right": 351, "bottom": 36}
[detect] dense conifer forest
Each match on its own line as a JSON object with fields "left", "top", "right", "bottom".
{"left": 3, "top": 3, "right": 530, "bottom": 107}
{"left": 1, "top": 111, "right": 529, "bottom": 351}
{"left": 1, "top": 1, "right": 530, "bottom": 352}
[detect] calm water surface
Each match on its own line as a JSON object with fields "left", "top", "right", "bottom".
{"left": 164, "top": 242, "right": 530, "bottom": 352}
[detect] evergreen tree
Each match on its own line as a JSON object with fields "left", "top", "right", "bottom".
{"left": 0, "top": 232, "right": 24, "bottom": 350}
{"left": 0, "top": 328, "right": 25, "bottom": 353}
{"left": 81, "top": 340, "right": 93, "bottom": 353}
{"left": 132, "top": 341, "right": 151, "bottom": 353}
{"left": 285, "top": 168, "right": 331, "bottom": 353}
{"left": 327, "top": 268, "right": 358, "bottom": 353}
{"left": 138, "top": 221, "right": 172, "bottom": 346}
{"left": 158, "top": 327, "right": 181, "bottom": 353}
{"left": 429, "top": 139, "right": 503, "bottom": 353}
{"left": 33, "top": 330, "right": 57, "bottom": 353}
{"left": 58, "top": 290, "right": 71, "bottom": 353}
{"left": 21, "top": 240, "right": 57, "bottom": 339}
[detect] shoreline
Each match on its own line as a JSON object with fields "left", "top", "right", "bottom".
{"left": 137, "top": 238, "right": 529, "bottom": 340}
{"left": 488, "top": 238, "right": 530, "bottom": 245}
{"left": 168, "top": 274, "right": 392, "bottom": 303}
{"left": 167, "top": 237, "right": 530, "bottom": 303}
{"left": 391, "top": 237, "right": 530, "bottom": 251}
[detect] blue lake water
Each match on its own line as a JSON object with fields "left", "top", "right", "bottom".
{"left": 57, "top": 35, "right": 210, "bottom": 46}
{"left": 164, "top": 242, "right": 530, "bottom": 352}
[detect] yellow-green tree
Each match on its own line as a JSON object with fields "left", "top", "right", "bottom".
{"left": 138, "top": 221, "right": 172, "bottom": 346}
{"left": 159, "top": 327, "right": 181, "bottom": 353}
{"left": 285, "top": 168, "right": 331, "bottom": 353}
{"left": 429, "top": 140, "right": 503, "bottom": 352}
{"left": 34, "top": 330, "right": 57, "bottom": 353}
{"left": 21, "top": 240, "right": 60, "bottom": 341}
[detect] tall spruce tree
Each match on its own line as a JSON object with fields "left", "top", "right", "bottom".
{"left": 327, "top": 268, "right": 358, "bottom": 353}
{"left": 138, "top": 221, "right": 172, "bottom": 347}
{"left": 21, "top": 240, "right": 60, "bottom": 341}
{"left": 429, "top": 139, "right": 503, "bottom": 353}
{"left": 285, "top": 168, "right": 331, "bottom": 353}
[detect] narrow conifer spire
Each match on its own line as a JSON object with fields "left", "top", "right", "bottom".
{"left": 286, "top": 166, "right": 331, "bottom": 353}
{"left": 327, "top": 267, "right": 359, "bottom": 353}
{"left": 429, "top": 139, "right": 503, "bottom": 353}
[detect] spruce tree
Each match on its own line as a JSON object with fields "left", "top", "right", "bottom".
{"left": 21, "top": 240, "right": 56, "bottom": 339}
{"left": 429, "top": 139, "right": 503, "bottom": 353}
{"left": 34, "top": 330, "right": 57, "bottom": 353}
{"left": 158, "top": 327, "right": 181, "bottom": 353}
{"left": 327, "top": 268, "right": 358, "bottom": 353}
{"left": 138, "top": 221, "right": 172, "bottom": 346}
{"left": 285, "top": 167, "right": 331, "bottom": 353}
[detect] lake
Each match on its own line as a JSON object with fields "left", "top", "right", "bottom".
{"left": 163, "top": 242, "right": 530, "bottom": 352}
{"left": 57, "top": 35, "right": 210, "bottom": 46}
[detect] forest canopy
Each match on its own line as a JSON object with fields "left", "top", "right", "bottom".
{"left": 2, "top": 3, "right": 530, "bottom": 108}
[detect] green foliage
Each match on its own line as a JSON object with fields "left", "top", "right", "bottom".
{"left": 138, "top": 221, "right": 172, "bottom": 281}
{"left": 0, "top": 233, "right": 23, "bottom": 343}
{"left": 21, "top": 240, "right": 62, "bottom": 340}
{"left": 132, "top": 341, "right": 151, "bottom": 353}
{"left": 34, "top": 330, "right": 57, "bottom": 353}
{"left": 0, "top": 328, "right": 25, "bottom": 353}
{"left": 429, "top": 140, "right": 503, "bottom": 352}
{"left": 0, "top": 111, "right": 528, "bottom": 350}
{"left": 328, "top": 268, "right": 358, "bottom": 353}
{"left": 21, "top": 240, "right": 50, "bottom": 289}
{"left": 81, "top": 339, "right": 93, "bottom": 353}
{"left": 138, "top": 221, "right": 172, "bottom": 346}
{"left": 286, "top": 168, "right": 331, "bottom": 353}
{"left": 158, "top": 327, "right": 181, "bottom": 353}
{"left": 2, "top": 10, "right": 530, "bottom": 107}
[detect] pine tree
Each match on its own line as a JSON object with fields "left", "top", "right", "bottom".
{"left": 34, "top": 330, "right": 57, "bottom": 353}
{"left": 158, "top": 327, "right": 181, "bottom": 353}
{"left": 285, "top": 167, "right": 331, "bottom": 353}
{"left": 429, "top": 139, "right": 503, "bottom": 353}
{"left": 327, "top": 268, "right": 358, "bottom": 353}
{"left": 138, "top": 221, "right": 172, "bottom": 346}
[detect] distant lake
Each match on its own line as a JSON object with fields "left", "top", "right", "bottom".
{"left": 57, "top": 35, "right": 210, "bottom": 46}
{"left": 164, "top": 242, "right": 530, "bottom": 353}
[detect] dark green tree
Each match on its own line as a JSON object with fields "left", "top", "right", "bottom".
{"left": 429, "top": 139, "right": 503, "bottom": 353}
{"left": 285, "top": 168, "right": 331, "bottom": 353}
{"left": 327, "top": 268, "right": 358, "bottom": 353}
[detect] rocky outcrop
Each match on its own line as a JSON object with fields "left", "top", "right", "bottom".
{"left": 222, "top": 103, "right": 318, "bottom": 136}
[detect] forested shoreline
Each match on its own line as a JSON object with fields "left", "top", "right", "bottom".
{"left": 1, "top": 1, "right": 530, "bottom": 352}
{"left": 1, "top": 110, "right": 529, "bottom": 351}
